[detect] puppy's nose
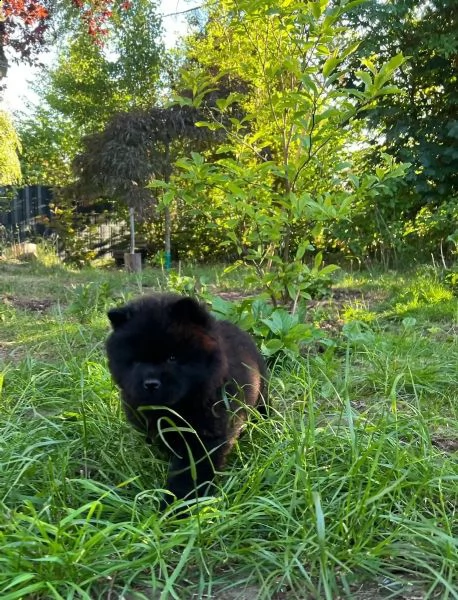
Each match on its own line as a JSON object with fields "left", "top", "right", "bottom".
{"left": 143, "top": 378, "right": 161, "bottom": 391}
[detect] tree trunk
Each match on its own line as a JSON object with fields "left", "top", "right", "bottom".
{"left": 163, "top": 142, "right": 172, "bottom": 270}
{"left": 129, "top": 206, "right": 135, "bottom": 254}
{"left": 124, "top": 252, "right": 142, "bottom": 273}
{"left": 164, "top": 205, "right": 171, "bottom": 270}
{"left": 125, "top": 205, "right": 141, "bottom": 272}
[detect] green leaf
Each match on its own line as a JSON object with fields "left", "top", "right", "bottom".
{"left": 318, "top": 264, "right": 340, "bottom": 276}
{"left": 295, "top": 241, "right": 308, "bottom": 261}
{"left": 341, "top": 0, "right": 367, "bottom": 11}
{"left": 341, "top": 41, "right": 360, "bottom": 59}
{"left": 322, "top": 56, "right": 340, "bottom": 78}
{"left": 310, "top": 2, "right": 322, "bottom": 19}
{"left": 227, "top": 182, "right": 246, "bottom": 197}
{"left": 402, "top": 317, "right": 417, "bottom": 330}
{"left": 261, "top": 339, "right": 284, "bottom": 356}
{"left": 361, "top": 57, "right": 377, "bottom": 75}
{"left": 314, "top": 251, "right": 323, "bottom": 269}
{"left": 148, "top": 179, "right": 168, "bottom": 189}
{"left": 355, "top": 70, "right": 372, "bottom": 89}
{"left": 385, "top": 52, "right": 406, "bottom": 73}
{"left": 377, "top": 85, "right": 402, "bottom": 96}
{"left": 348, "top": 174, "right": 360, "bottom": 189}
{"left": 287, "top": 283, "right": 298, "bottom": 301}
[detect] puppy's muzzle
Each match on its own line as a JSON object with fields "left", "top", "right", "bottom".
{"left": 143, "top": 377, "right": 161, "bottom": 391}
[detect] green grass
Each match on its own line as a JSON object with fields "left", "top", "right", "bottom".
{"left": 0, "top": 260, "right": 457, "bottom": 599}
{"left": 0, "top": 257, "right": 252, "bottom": 304}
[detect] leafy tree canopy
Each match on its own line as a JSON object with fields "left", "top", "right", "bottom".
{"left": 73, "top": 104, "right": 215, "bottom": 208}
{"left": 154, "top": 0, "right": 408, "bottom": 299}
{"left": 347, "top": 0, "right": 458, "bottom": 204}
{"left": 16, "top": 0, "right": 163, "bottom": 186}
{"left": 42, "top": 0, "right": 162, "bottom": 129}
{"left": 0, "top": 109, "right": 21, "bottom": 184}
{"left": 18, "top": 108, "right": 79, "bottom": 185}
{"left": 0, "top": 0, "right": 132, "bottom": 67}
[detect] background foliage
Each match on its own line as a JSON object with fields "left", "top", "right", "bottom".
{"left": 335, "top": 0, "right": 458, "bottom": 262}
{"left": 0, "top": 109, "right": 21, "bottom": 184}
{"left": 15, "top": 0, "right": 163, "bottom": 188}
{"left": 4, "top": 0, "right": 458, "bottom": 270}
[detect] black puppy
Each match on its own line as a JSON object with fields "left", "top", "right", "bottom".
{"left": 106, "top": 294, "right": 267, "bottom": 503}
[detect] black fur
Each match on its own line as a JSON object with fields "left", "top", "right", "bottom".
{"left": 106, "top": 294, "right": 267, "bottom": 503}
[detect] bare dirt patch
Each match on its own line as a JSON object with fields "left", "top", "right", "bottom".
{"left": 217, "top": 287, "right": 386, "bottom": 308}
{"left": 159, "top": 582, "right": 441, "bottom": 600}
{"left": 432, "top": 435, "right": 458, "bottom": 454}
{"left": 210, "top": 580, "right": 442, "bottom": 599}
{"left": 0, "top": 342, "right": 27, "bottom": 363}
{"left": 118, "top": 577, "right": 442, "bottom": 600}
{"left": 218, "top": 291, "right": 256, "bottom": 303}
{"left": 2, "top": 294, "right": 54, "bottom": 313}
{"left": 309, "top": 287, "right": 387, "bottom": 310}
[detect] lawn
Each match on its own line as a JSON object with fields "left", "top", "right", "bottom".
{"left": 0, "top": 258, "right": 457, "bottom": 599}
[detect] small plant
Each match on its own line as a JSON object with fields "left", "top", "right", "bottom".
{"left": 230, "top": 250, "right": 340, "bottom": 308}
{"left": 0, "top": 298, "right": 16, "bottom": 323}
{"left": 164, "top": 269, "right": 209, "bottom": 299}
{"left": 67, "top": 280, "right": 123, "bottom": 323}
{"left": 443, "top": 266, "right": 458, "bottom": 294}
{"left": 442, "top": 231, "right": 458, "bottom": 294}
{"left": 394, "top": 272, "right": 454, "bottom": 312}
{"left": 46, "top": 201, "right": 99, "bottom": 267}
{"left": 35, "top": 238, "right": 62, "bottom": 268}
{"left": 0, "top": 223, "right": 13, "bottom": 256}
{"left": 342, "top": 320, "right": 376, "bottom": 347}
{"left": 211, "top": 295, "right": 331, "bottom": 360}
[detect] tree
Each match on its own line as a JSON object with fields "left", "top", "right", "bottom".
{"left": 0, "top": 109, "right": 21, "bottom": 184}
{"left": 348, "top": 0, "right": 457, "bottom": 202}
{"left": 73, "top": 105, "right": 213, "bottom": 266}
{"left": 0, "top": 0, "right": 132, "bottom": 76}
{"left": 17, "top": 107, "right": 78, "bottom": 185}
{"left": 16, "top": 0, "right": 163, "bottom": 188}
{"left": 158, "top": 0, "right": 408, "bottom": 305}
{"left": 44, "top": 0, "right": 162, "bottom": 129}
{"left": 13, "top": 0, "right": 163, "bottom": 266}
{"left": 0, "top": 0, "right": 48, "bottom": 73}
{"left": 340, "top": 0, "right": 458, "bottom": 258}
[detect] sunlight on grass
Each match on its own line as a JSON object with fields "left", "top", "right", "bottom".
{"left": 341, "top": 304, "right": 378, "bottom": 323}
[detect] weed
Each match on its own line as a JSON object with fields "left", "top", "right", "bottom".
{"left": 211, "top": 296, "right": 332, "bottom": 360}
{"left": 66, "top": 280, "right": 127, "bottom": 323}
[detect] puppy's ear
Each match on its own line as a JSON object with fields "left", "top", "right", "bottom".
{"left": 107, "top": 306, "right": 131, "bottom": 329}
{"left": 170, "top": 297, "right": 211, "bottom": 327}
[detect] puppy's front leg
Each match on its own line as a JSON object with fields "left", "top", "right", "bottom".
{"left": 164, "top": 436, "right": 228, "bottom": 503}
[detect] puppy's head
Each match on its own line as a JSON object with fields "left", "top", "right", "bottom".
{"left": 106, "top": 295, "right": 220, "bottom": 411}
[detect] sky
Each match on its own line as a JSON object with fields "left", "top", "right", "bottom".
{"left": 0, "top": 0, "right": 201, "bottom": 114}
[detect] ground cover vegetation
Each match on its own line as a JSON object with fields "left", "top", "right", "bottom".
{"left": 0, "top": 254, "right": 457, "bottom": 599}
